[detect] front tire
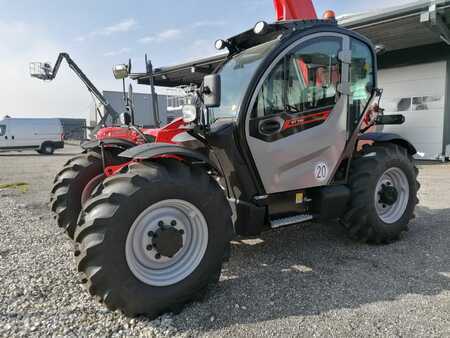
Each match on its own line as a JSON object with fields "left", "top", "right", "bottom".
{"left": 342, "top": 143, "right": 419, "bottom": 244}
{"left": 74, "top": 160, "right": 233, "bottom": 318}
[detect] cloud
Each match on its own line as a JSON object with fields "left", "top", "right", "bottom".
{"left": 192, "top": 20, "right": 226, "bottom": 28}
{"left": 0, "top": 19, "right": 98, "bottom": 119}
{"left": 102, "top": 18, "right": 137, "bottom": 35}
{"left": 104, "top": 47, "right": 131, "bottom": 57}
{"left": 185, "top": 39, "right": 222, "bottom": 60}
{"left": 138, "top": 29, "right": 181, "bottom": 44}
{"left": 77, "top": 18, "right": 137, "bottom": 42}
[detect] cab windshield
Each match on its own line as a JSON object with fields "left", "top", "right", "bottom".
{"left": 210, "top": 39, "right": 279, "bottom": 122}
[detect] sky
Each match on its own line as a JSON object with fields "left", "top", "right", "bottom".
{"left": 0, "top": 0, "right": 416, "bottom": 120}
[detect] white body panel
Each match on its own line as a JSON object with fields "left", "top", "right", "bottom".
{"left": 0, "top": 118, "right": 63, "bottom": 151}
{"left": 379, "top": 62, "right": 446, "bottom": 160}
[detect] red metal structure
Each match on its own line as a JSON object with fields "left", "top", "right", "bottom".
{"left": 273, "top": 0, "right": 318, "bottom": 21}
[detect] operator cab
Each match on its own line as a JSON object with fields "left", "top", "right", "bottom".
{"left": 133, "top": 19, "right": 379, "bottom": 235}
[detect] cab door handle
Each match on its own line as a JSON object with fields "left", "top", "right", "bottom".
{"left": 260, "top": 120, "right": 281, "bottom": 135}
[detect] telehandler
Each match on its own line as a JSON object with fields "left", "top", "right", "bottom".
{"left": 44, "top": 0, "right": 421, "bottom": 318}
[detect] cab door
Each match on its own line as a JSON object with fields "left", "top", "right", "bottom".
{"left": 245, "top": 33, "right": 351, "bottom": 194}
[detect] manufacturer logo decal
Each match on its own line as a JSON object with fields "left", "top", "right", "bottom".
{"left": 314, "top": 162, "right": 329, "bottom": 182}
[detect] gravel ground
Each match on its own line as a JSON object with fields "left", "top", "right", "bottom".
{"left": 0, "top": 145, "right": 449, "bottom": 337}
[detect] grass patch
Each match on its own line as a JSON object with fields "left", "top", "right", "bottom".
{"left": 0, "top": 182, "right": 29, "bottom": 193}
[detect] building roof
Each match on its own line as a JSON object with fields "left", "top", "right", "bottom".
{"left": 340, "top": 0, "right": 450, "bottom": 51}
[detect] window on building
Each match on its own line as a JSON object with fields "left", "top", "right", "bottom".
{"left": 0, "top": 125, "right": 6, "bottom": 136}
{"left": 167, "top": 96, "right": 187, "bottom": 112}
{"left": 253, "top": 37, "right": 342, "bottom": 117}
{"left": 412, "top": 96, "right": 444, "bottom": 111}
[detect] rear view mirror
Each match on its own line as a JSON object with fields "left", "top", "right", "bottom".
{"left": 375, "top": 44, "right": 387, "bottom": 55}
{"left": 203, "top": 74, "right": 221, "bottom": 108}
{"left": 376, "top": 114, "right": 405, "bottom": 125}
{"left": 120, "top": 112, "right": 131, "bottom": 125}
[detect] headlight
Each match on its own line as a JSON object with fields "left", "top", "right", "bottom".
{"left": 112, "top": 64, "right": 129, "bottom": 80}
{"left": 182, "top": 104, "right": 197, "bottom": 123}
{"left": 215, "top": 39, "right": 226, "bottom": 51}
{"left": 253, "top": 21, "right": 268, "bottom": 35}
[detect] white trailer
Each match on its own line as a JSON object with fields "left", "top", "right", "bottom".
{"left": 0, "top": 116, "right": 64, "bottom": 154}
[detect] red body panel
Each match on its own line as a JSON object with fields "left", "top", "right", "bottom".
{"left": 95, "top": 117, "right": 187, "bottom": 177}
{"left": 95, "top": 117, "right": 186, "bottom": 145}
{"left": 282, "top": 110, "right": 330, "bottom": 131}
{"left": 273, "top": 0, "right": 318, "bottom": 21}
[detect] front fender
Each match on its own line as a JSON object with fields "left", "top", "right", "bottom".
{"left": 119, "top": 143, "right": 220, "bottom": 172}
{"left": 81, "top": 138, "right": 137, "bottom": 151}
{"left": 359, "top": 132, "right": 417, "bottom": 155}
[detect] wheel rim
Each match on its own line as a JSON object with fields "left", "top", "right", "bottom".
{"left": 45, "top": 146, "right": 52, "bottom": 153}
{"left": 125, "top": 199, "right": 208, "bottom": 287}
{"left": 374, "top": 167, "right": 409, "bottom": 224}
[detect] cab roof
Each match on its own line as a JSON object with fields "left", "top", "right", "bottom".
{"left": 131, "top": 19, "right": 338, "bottom": 87}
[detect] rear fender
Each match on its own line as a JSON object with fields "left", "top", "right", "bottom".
{"left": 119, "top": 142, "right": 221, "bottom": 173}
{"left": 359, "top": 133, "right": 417, "bottom": 155}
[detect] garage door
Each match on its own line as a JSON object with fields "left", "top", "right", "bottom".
{"left": 379, "top": 61, "right": 446, "bottom": 160}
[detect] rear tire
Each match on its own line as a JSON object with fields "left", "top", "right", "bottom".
{"left": 50, "top": 149, "right": 124, "bottom": 239}
{"left": 74, "top": 159, "right": 233, "bottom": 318}
{"left": 342, "top": 143, "right": 419, "bottom": 244}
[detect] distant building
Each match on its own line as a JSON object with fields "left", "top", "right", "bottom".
{"left": 90, "top": 89, "right": 185, "bottom": 129}
{"left": 341, "top": 0, "right": 450, "bottom": 160}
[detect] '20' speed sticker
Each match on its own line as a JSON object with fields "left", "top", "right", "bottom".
{"left": 314, "top": 162, "right": 329, "bottom": 182}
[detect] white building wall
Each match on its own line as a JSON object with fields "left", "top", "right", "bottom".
{"left": 379, "top": 61, "right": 446, "bottom": 160}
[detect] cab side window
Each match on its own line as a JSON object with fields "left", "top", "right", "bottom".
{"left": 0, "top": 125, "right": 6, "bottom": 137}
{"left": 253, "top": 37, "right": 342, "bottom": 117}
{"left": 349, "top": 38, "right": 375, "bottom": 123}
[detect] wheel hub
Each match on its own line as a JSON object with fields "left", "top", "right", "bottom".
{"left": 374, "top": 167, "right": 410, "bottom": 224}
{"left": 150, "top": 224, "right": 184, "bottom": 258}
{"left": 378, "top": 184, "right": 398, "bottom": 206}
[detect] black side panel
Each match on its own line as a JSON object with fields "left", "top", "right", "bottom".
{"left": 232, "top": 200, "right": 267, "bottom": 236}
{"left": 206, "top": 121, "right": 261, "bottom": 201}
{"left": 310, "top": 185, "right": 351, "bottom": 220}
{"left": 206, "top": 121, "right": 267, "bottom": 236}
{"left": 359, "top": 133, "right": 417, "bottom": 155}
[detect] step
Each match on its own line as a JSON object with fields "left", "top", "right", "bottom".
{"left": 270, "top": 214, "right": 314, "bottom": 229}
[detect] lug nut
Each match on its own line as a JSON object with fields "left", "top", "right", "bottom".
{"left": 146, "top": 245, "right": 153, "bottom": 251}
{"left": 155, "top": 253, "right": 161, "bottom": 260}
{"left": 179, "top": 229, "right": 185, "bottom": 235}
{"left": 147, "top": 231, "right": 154, "bottom": 237}
{"left": 158, "top": 221, "right": 164, "bottom": 228}
{"left": 171, "top": 220, "right": 177, "bottom": 226}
